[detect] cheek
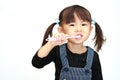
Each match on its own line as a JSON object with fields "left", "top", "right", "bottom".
{"left": 62, "top": 27, "right": 71, "bottom": 34}
{"left": 84, "top": 29, "right": 92, "bottom": 37}
{"left": 85, "top": 27, "right": 92, "bottom": 33}
{"left": 66, "top": 29, "right": 75, "bottom": 34}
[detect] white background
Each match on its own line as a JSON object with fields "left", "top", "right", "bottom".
{"left": 0, "top": 0, "right": 120, "bottom": 80}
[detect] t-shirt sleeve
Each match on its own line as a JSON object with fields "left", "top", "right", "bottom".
{"left": 92, "top": 52, "right": 103, "bottom": 80}
{"left": 31, "top": 46, "right": 57, "bottom": 68}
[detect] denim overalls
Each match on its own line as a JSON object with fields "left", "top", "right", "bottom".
{"left": 59, "top": 44, "right": 94, "bottom": 80}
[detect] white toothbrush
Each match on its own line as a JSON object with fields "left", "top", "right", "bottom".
{"left": 46, "top": 35, "right": 81, "bottom": 41}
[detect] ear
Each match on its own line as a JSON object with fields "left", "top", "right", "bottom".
{"left": 58, "top": 26, "right": 64, "bottom": 33}
{"left": 90, "top": 26, "right": 93, "bottom": 32}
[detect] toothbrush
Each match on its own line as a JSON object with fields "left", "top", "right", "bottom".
{"left": 46, "top": 35, "right": 81, "bottom": 41}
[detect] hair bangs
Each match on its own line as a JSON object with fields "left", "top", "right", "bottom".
{"left": 59, "top": 8, "right": 75, "bottom": 25}
{"left": 75, "top": 7, "right": 91, "bottom": 22}
{"left": 64, "top": 12, "right": 75, "bottom": 24}
{"left": 59, "top": 5, "right": 91, "bottom": 25}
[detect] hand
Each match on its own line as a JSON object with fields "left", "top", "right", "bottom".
{"left": 47, "top": 33, "right": 69, "bottom": 46}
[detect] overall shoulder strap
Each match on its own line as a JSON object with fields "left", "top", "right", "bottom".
{"left": 85, "top": 46, "right": 94, "bottom": 69}
{"left": 59, "top": 44, "right": 69, "bottom": 68}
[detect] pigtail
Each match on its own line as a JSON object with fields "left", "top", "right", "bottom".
{"left": 41, "top": 23, "right": 56, "bottom": 46}
{"left": 94, "top": 22, "right": 105, "bottom": 52}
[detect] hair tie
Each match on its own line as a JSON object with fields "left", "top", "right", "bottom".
{"left": 54, "top": 18, "right": 60, "bottom": 24}
{"left": 91, "top": 19, "right": 96, "bottom": 25}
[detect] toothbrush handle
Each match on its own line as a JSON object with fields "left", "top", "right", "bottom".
{"left": 45, "top": 37, "right": 57, "bottom": 41}
{"left": 46, "top": 35, "right": 80, "bottom": 41}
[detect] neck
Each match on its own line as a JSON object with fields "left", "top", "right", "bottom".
{"left": 67, "top": 43, "right": 87, "bottom": 54}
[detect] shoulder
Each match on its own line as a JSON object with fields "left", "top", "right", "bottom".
{"left": 87, "top": 46, "right": 99, "bottom": 56}
{"left": 93, "top": 51, "right": 100, "bottom": 60}
{"left": 87, "top": 46, "right": 100, "bottom": 61}
{"left": 92, "top": 50, "right": 101, "bottom": 65}
{"left": 50, "top": 46, "right": 60, "bottom": 57}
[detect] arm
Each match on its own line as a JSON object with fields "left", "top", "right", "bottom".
{"left": 32, "top": 42, "right": 57, "bottom": 68}
{"left": 32, "top": 51, "right": 55, "bottom": 68}
{"left": 92, "top": 52, "right": 103, "bottom": 80}
{"left": 37, "top": 42, "right": 56, "bottom": 58}
{"left": 32, "top": 33, "right": 68, "bottom": 68}
{"left": 38, "top": 33, "right": 68, "bottom": 58}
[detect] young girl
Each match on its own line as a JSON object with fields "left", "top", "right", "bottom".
{"left": 32, "top": 5, "right": 105, "bottom": 80}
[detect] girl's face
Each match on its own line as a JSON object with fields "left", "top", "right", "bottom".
{"left": 59, "top": 14, "right": 92, "bottom": 44}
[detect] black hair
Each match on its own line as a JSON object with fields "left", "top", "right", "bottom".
{"left": 41, "top": 5, "right": 105, "bottom": 52}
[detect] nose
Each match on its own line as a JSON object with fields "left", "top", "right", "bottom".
{"left": 75, "top": 26, "right": 82, "bottom": 32}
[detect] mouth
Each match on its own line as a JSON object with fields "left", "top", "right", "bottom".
{"left": 75, "top": 34, "right": 83, "bottom": 39}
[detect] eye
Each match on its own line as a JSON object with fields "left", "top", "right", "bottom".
{"left": 81, "top": 22, "right": 89, "bottom": 27}
{"left": 82, "top": 23, "right": 87, "bottom": 26}
{"left": 68, "top": 23, "right": 75, "bottom": 26}
{"left": 81, "top": 21, "right": 90, "bottom": 27}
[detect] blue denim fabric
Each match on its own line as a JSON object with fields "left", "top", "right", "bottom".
{"left": 59, "top": 44, "right": 94, "bottom": 80}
